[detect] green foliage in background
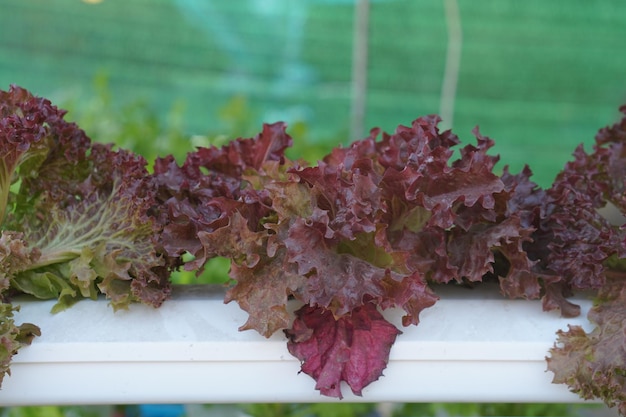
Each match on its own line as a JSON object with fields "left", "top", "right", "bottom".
{"left": 1, "top": 406, "right": 111, "bottom": 417}
{"left": 1, "top": 402, "right": 610, "bottom": 417}
{"left": 63, "top": 73, "right": 225, "bottom": 166}
{"left": 63, "top": 73, "right": 338, "bottom": 168}
{"left": 394, "top": 402, "right": 593, "bottom": 417}
{"left": 239, "top": 403, "right": 376, "bottom": 417}
{"left": 238, "top": 402, "right": 609, "bottom": 417}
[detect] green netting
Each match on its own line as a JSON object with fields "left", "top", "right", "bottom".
{"left": 0, "top": 0, "right": 624, "bottom": 187}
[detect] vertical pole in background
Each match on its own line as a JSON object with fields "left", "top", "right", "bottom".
{"left": 350, "top": 0, "right": 369, "bottom": 141}
{"left": 440, "top": 0, "right": 462, "bottom": 130}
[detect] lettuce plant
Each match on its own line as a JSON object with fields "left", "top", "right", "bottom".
{"left": 152, "top": 115, "right": 552, "bottom": 398}
{"left": 0, "top": 85, "right": 171, "bottom": 310}
{"left": 544, "top": 106, "right": 626, "bottom": 413}
{"left": 0, "top": 86, "right": 172, "bottom": 381}
{"left": 1, "top": 86, "right": 626, "bottom": 412}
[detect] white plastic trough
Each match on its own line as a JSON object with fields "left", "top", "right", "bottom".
{"left": 0, "top": 284, "right": 598, "bottom": 406}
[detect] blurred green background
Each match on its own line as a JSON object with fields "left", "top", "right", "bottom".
{"left": 1, "top": 0, "right": 625, "bottom": 187}
{"left": 1, "top": 0, "right": 624, "bottom": 416}
{"left": 0, "top": 402, "right": 614, "bottom": 417}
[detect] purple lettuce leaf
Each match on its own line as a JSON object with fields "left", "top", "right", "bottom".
{"left": 543, "top": 106, "right": 626, "bottom": 413}
{"left": 151, "top": 122, "right": 292, "bottom": 271}
{"left": 514, "top": 105, "right": 626, "bottom": 318}
{"left": 155, "top": 124, "right": 304, "bottom": 337}
{"left": 547, "top": 273, "right": 626, "bottom": 414}
{"left": 284, "top": 303, "right": 401, "bottom": 398}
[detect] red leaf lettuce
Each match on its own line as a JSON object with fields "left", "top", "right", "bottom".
{"left": 171, "top": 115, "right": 543, "bottom": 397}
{"left": 0, "top": 86, "right": 169, "bottom": 312}
{"left": 546, "top": 106, "right": 626, "bottom": 412}
{"left": 6, "top": 85, "right": 626, "bottom": 406}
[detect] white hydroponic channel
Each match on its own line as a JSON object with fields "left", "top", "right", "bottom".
{"left": 1, "top": 284, "right": 597, "bottom": 405}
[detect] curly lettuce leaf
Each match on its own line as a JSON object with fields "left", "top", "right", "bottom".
{"left": 286, "top": 217, "right": 438, "bottom": 324}
{"left": 0, "top": 302, "right": 40, "bottom": 386}
{"left": 8, "top": 146, "right": 168, "bottom": 311}
{"left": 0, "top": 86, "right": 61, "bottom": 225}
{"left": 151, "top": 122, "right": 292, "bottom": 269}
{"left": 288, "top": 157, "right": 439, "bottom": 321}
{"left": 549, "top": 105, "right": 626, "bottom": 286}
{"left": 197, "top": 211, "right": 307, "bottom": 337}
{"left": 0, "top": 231, "right": 38, "bottom": 291}
{"left": 152, "top": 124, "right": 303, "bottom": 336}
{"left": 0, "top": 231, "right": 41, "bottom": 385}
{"left": 547, "top": 274, "right": 626, "bottom": 414}
{"left": 516, "top": 105, "right": 626, "bottom": 318}
{"left": 543, "top": 153, "right": 623, "bottom": 292}
{"left": 289, "top": 118, "right": 534, "bottom": 310}
{"left": 543, "top": 106, "right": 626, "bottom": 413}
{"left": 284, "top": 303, "right": 401, "bottom": 399}
{"left": 1, "top": 86, "right": 169, "bottom": 311}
